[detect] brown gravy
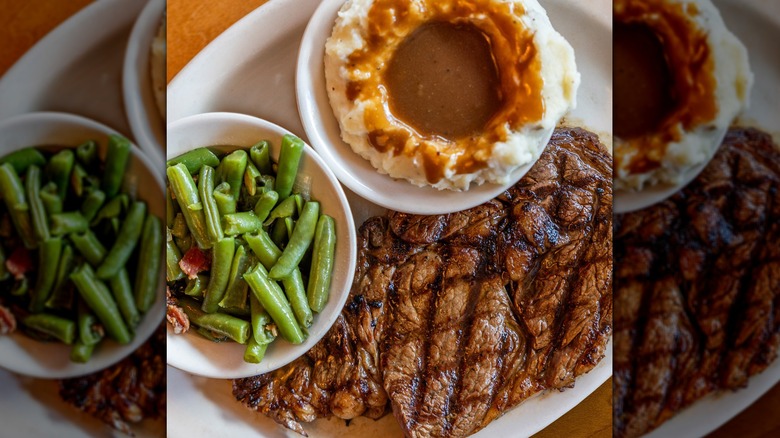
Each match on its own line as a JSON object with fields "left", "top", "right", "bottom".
{"left": 613, "top": 22, "right": 675, "bottom": 139}
{"left": 385, "top": 21, "right": 502, "bottom": 140}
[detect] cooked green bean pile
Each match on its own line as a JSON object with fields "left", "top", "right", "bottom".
{"left": 0, "top": 136, "right": 162, "bottom": 363}
{"left": 166, "top": 135, "right": 336, "bottom": 364}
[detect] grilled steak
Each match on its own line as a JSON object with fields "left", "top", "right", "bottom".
{"left": 613, "top": 128, "right": 780, "bottom": 438}
{"left": 59, "top": 324, "right": 166, "bottom": 436}
{"left": 234, "top": 127, "right": 613, "bottom": 437}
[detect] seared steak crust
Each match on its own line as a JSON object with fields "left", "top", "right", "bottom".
{"left": 59, "top": 325, "right": 166, "bottom": 436}
{"left": 613, "top": 128, "right": 780, "bottom": 438}
{"left": 234, "top": 127, "right": 613, "bottom": 437}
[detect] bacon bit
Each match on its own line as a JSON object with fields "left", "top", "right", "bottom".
{"left": 179, "top": 246, "right": 210, "bottom": 279}
{"left": 0, "top": 305, "right": 17, "bottom": 335}
{"left": 166, "top": 287, "right": 190, "bottom": 335}
{"left": 5, "top": 246, "right": 33, "bottom": 280}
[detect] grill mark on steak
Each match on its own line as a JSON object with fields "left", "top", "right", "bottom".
{"left": 614, "top": 128, "right": 780, "bottom": 438}
{"left": 234, "top": 127, "right": 612, "bottom": 437}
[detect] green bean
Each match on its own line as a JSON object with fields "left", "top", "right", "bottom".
{"left": 0, "top": 245, "right": 8, "bottom": 281}
{"left": 102, "top": 134, "right": 131, "bottom": 198}
{"left": 178, "top": 296, "right": 250, "bottom": 343}
{"left": 110, "top": 268, "right": 140, "bottom": 329}
{"left": 264, "top": 195, "right": 297, "bottom": 226}
{"left": 171, "top": 212, "right": 189, "bottom": 238}
{"left": 134, "top": 214, "right": 162, "bottom": 312}
{"left": 243, "top": 338, "right": 268, "bottom": 363}
{"left": 250, "top": 293, "right": 276, "bottom": 344}
{"left": 70, "top": 229, "right": 106, "bottom": 266}
{"left": 250, "top": 140, "right": 273, "bottom": 175}
{"left": 268, "top": 201, "right": 319, "bottom": 280}
{"left": 195, "top": 327, "right": 230, "bottom": 343}
{"left": 221, "top": 150, "right": 248, "bottom": 200}
{"left": 166, "top": 238, "right": 186, "bottom": 282}
{"left": 244, "top": 160, "right": 262, "bottom": 196}
{"left": 47, "top": 149, "right": 74, "bottom": 200}
{"left": 308, "top": 215, "right": 336, "bottom": 313}
{"left": 77, "top": 300, "right": 104, "bottom": 346}
{"left": 91, "top": 193, "right": 128, "bottom": 225}
{"left": 185, "top": 274, "right": 208, "bottom": 297}
{"left": 166, "top": 189, "right": 176, "bottom": 229}
{"left": 50, "top": 211, "right": 88, "bottom": 235}
{"left": 282, "top": 267, "right": 313, "bottom": 330}
{"left": 0, "top": 163, "right": 36, "bottom": 248}
{"left": 166, "top": 147, "right": 220, "bottom": 174}
{"left": 11, "top": 277, "right": 28, "bottom": 296}
{"left": 198, "top": 165, "right": 223, "bottom": 245}
{"left": 271, "top": 218, "right": 288, "bottom": 249}
{"left": 25, "top": 165, "right": 49, "bottom": 241}
{"left": 219, "top": 244, "right": 251, "bottom": 312}
{"left": 223, "top": 211, "right": 263, "bottom": 235}
{"left": 245, "top": 230, "right": 282, "bottom": 270}
{"left": 71, "top": 163, "right": 88, "bottom": 197}
{"left": 284, "top": 217, "right": 294, "bottom": 240}
{"left": 46, "top": 243, "right": 75, "bottom": 310}
{"left": 30, "top": 238, "right": 62, "bottom": 312}
{"left": 259, "top": 175, "right": 275, "bottom": 193}
{"left": 0, "top": 147, "right": 46, "bottom": 174}
{"left": 70, "top": 341, "right": 95, "bottom": 363}
{"left": 22, "top": 314, "right": 75, "bottom": 344}
{"left": 174, "top": 233, "right": 192, "bottom": 254}
{"left": 253, "top": 190, "right": 278, "bottom": 223}
{"left": 75, "top": 140, "right": 98, "bottom": 169}
{"left": 80, "top": 189, "right": 106, "bottom": 223}
{"left": 275, "top": 135, "right": 305, "bottom": 200}
{"left": 96, "top": 201, "right": 146, "bottom": 279}
{"left": 202, "top": 237, "right": 235, "bottom": 313}
{"left": 245, "top": 263, "right": 304, "bottom": 344}
{"left": 167, "top": 163, "right": 210, "bottom": 249}
{"left": 213, "top": 182, "right": 236, "bottom": 215}
{"left": 70, "top": 264, "right": 131, "bottom": 344}
{"left": 39, "top": 182, "right": 62, "bottom": 215}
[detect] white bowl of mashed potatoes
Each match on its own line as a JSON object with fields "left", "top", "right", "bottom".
{"left": 298, "top": 0, "right": 580, "bottom": 214}
{"left": 613, "top": 0, "right": 753, "bottom": 213}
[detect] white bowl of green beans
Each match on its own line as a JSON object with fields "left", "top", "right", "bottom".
{"left": 166, "top": 112, "right": 357, "bottom": 378}
{"left": 0, "top": 111, "right": 166, "bottom": 378}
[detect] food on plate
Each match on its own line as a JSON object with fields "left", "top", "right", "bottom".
{"left": 613, "top": 128, "right": 780, "bottom": 437}
{"left": 59, "top": 324, "right": 166, "bottom": 435}
{"left": 613, "top": 0, "right": 753, "bottom": 191}
{"left": 324, "top": 0, "right": 579, "bottom": 190}
{"left": 0, "top": 137, "right": 162, "bottom": 363}
{"left": 150, "top": 13, "right": 166, "bottom": 121}
{"left": 233, "top": 127, "right": 612, "bottom": 437}
{"left": 166, "top": 135, "right": 337, "bottom": 364}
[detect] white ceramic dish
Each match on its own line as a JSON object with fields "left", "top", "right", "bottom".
{"left": 166, "top": 112, "right": 357, "bottom": 379}
{"left": 0, "top": 1, "right": 164, "bottom": 434}
{"left": 167, "top": 1, "right": 612, "bottom": 437}
{"left": 0, "top": 111, "right": 166, "bottom": 379}
{"left": 123, "top": 0, "right": 166, "bottom": 164}
{"left": 614, "top": 0, "right": 780, "bottom": 215}
{"left": 296, "top": 0, "right": 538, "bottom": 214}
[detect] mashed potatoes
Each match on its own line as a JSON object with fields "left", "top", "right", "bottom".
{"left": 613, "top": 0, "right": 753, "bottom": 192}
{"left": 325, "top": 0, "right": 579, "bottom": 190}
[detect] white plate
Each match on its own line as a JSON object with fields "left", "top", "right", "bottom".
{"left": 123, "top": 0, "right": 166, "bottom": 164}
{"left": 166, "top": 112, "right": 357, "bottom": 379}
{"left": 0, "top": 112, "right": 166, "bottom": 378}
{"left": 167, "top": 0, "right": 612, "bottom": 437}
{"left": 643, "top": 0, "right": 780, "bottom": 436}
{"left": 0, "top": 0, "right": 165, "bottom": 436}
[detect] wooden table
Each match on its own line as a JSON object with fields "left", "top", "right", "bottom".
{"left": 1, "top": 1, "right": 778, "bottom": 437}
